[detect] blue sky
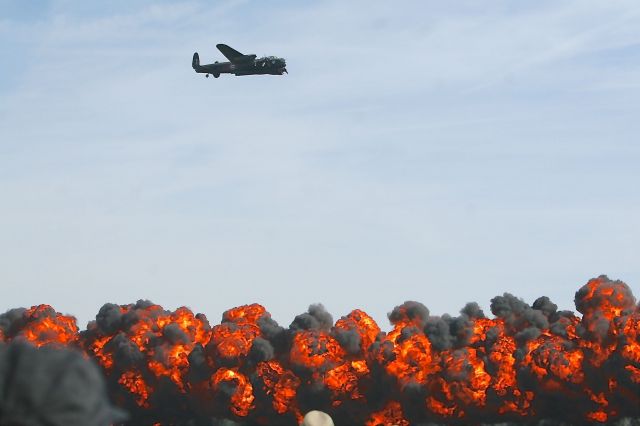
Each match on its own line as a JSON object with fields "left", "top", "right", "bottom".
{"left": 1, "top": 0, "right": 639, "bottom": 329}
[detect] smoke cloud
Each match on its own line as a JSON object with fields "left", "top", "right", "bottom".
{"left": 0, "top": 275, "right": 638, "bottom": 425}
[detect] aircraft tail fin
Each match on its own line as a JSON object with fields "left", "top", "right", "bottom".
{"left": 192, "top": 52, "right": 200, "bottom": 70}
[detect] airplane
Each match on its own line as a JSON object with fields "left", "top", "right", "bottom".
{"left": 192, "top": 44, "right": 287, "bottom": 78}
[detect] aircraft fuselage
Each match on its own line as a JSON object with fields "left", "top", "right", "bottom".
{"left": 196, "top": 60, "right": 286, "bottom": 76}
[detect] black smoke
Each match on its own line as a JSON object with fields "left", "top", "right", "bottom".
{"left": 0, "top": 275, "right": 638, "bottom": 425}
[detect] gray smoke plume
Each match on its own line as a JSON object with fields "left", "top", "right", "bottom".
{"left": 491, "top": 292, "right": 549, "bottom": 345}
{"left": 290, "top": 304, "right": 334, "bottom": 331}
{"left": 388, "top": 300, "right": 430, "bottom": 328}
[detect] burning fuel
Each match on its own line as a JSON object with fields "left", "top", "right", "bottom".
{"left": 0, "top": 275, "right": 638, "bottom": 425}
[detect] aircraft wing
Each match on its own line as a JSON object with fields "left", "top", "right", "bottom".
{"left": 216, "top": 44, "right": 248, "bottom": 63}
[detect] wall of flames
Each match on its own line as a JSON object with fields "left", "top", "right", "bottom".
{"left": 0, "top": 275, "right": 638, "bottom": 425}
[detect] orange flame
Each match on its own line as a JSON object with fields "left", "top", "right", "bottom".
{"left": 20, "top": 305, "right": 78, "bottom": 347}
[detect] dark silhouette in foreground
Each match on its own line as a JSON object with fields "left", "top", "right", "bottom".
{"left": 0, "top": 341, "right": 126, "bottom": 426}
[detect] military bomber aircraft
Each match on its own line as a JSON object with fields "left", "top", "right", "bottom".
{"left": 192, "top": 44, "right": 287, "bottom": 78}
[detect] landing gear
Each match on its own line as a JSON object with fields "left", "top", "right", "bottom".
{"left": 213, "top": 73, "right": 220, "bottom": 78}
{"left": 206, "top": 74, "right": 209, "bottom": 78}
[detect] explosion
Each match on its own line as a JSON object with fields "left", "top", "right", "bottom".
{"left": 0, "top": 275, "right": 638, "bottom": 425}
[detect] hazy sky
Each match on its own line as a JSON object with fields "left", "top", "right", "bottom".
{"left": 1, "top": 0, "right": 639, "bottom": 330}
